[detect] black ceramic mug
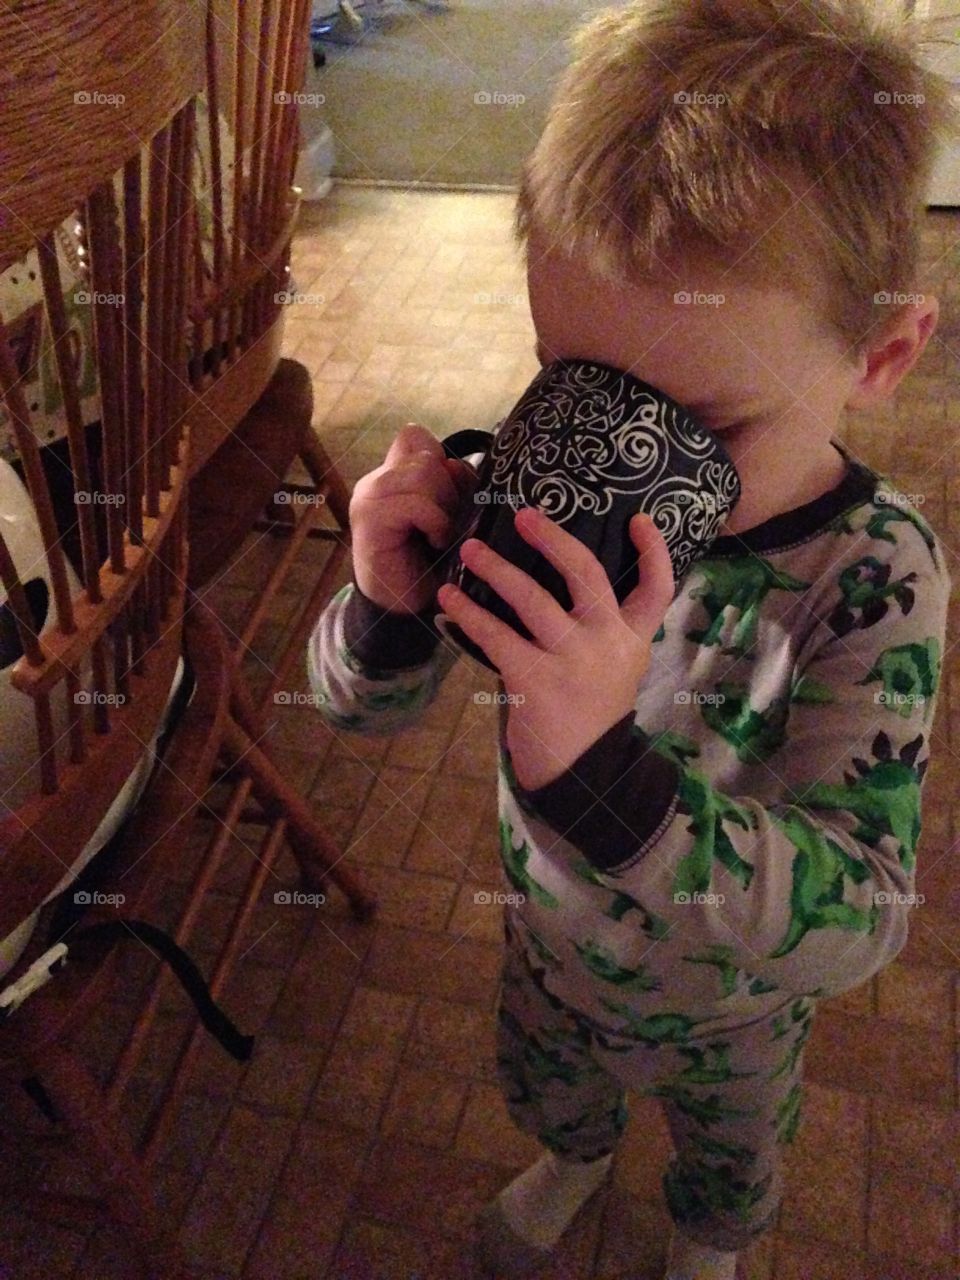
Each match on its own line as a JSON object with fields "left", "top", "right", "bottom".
{"left": 433, "top": 358, "right": 742, "bottom": 672}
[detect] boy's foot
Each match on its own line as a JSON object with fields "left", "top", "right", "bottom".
{"left": 474, "top": 1149, "right": 613, "bottom": 1277}
{"left": 664, "top": 1228, "right": 739, "bottom": 1280}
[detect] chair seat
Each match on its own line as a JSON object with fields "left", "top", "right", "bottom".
{"left": 187, "top": 356, "right": 314, "bottom": 590}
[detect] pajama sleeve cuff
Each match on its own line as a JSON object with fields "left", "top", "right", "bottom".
{"left": 514, "top": 712, "right": 681, "bottom": 871}
{"left": 341, "top": 571, "right": 444, "bottom": 674}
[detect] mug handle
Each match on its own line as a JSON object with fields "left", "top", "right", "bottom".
{"left": 440, "top": 428, "right": 495, "bottom": 464}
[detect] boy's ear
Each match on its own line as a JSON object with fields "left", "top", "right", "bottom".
{"left": 846, "top": 296, "right": 940, "bottom": 410}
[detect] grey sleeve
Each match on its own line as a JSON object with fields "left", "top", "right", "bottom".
{"left": 306, "top": 574, "right": 460, "bottom": 736}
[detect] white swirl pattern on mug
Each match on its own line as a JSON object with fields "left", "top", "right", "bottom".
{"left": 487, "top": 361, "right": 739, "bottom": 582}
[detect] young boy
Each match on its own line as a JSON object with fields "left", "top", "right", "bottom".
{"left": 307, "top": 2, "right": 955, "bottom": 1276}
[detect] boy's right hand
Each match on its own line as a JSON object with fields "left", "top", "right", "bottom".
{"left": 349, "top": 423, "right": 480, "bottom": 614}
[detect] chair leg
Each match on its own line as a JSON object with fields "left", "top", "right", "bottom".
{"left": 220, "top": 709, "right": 377, "bottom": 921}
{"left": 298, "top": 427, "right": 351, "bottom": 531}
{"left": 33, "top": 1043, "right": 189, "bottom": 1280}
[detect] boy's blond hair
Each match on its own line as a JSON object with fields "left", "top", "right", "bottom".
{"left": 515, "top": 0, "right": 959, "bottom": 356}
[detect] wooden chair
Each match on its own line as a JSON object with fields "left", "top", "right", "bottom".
{"left": 185, "top": 0, "right": 352, "bottom": 710}
{"left": 0, "top": 3, "right": 372, "bottom": 1276}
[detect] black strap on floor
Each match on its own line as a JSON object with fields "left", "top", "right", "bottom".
{"left": 70, "top": 920, "right": 255, "bottom": 1062}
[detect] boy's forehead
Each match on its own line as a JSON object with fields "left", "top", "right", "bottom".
{"left": 525, "top": 226, "right": 811, "bottom": 412}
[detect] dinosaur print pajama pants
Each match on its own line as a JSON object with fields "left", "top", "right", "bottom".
{"left": 494, "top": 916, "right": 814, "bottom": 1253}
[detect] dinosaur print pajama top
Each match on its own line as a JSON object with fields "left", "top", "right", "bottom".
{"left": 306, "top": 437, "right": 949, "bottom": 1250}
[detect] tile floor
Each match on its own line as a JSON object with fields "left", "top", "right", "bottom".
{"left": 1, "top": 185, "right": 958, "bottom": 1279}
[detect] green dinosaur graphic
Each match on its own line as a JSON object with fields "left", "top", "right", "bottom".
{"left": 855, "top": 638, "right": 940, "bottom": 722}
{"left": 597, "top": 999, "right": 700, "bottom": 1045}
{"left": 701, "top": 681, "right": 790, "bottom": 764}
{"left": 648, "top": 728, "right": 701, "bottom": 767}
{"left": 827, "top": 556, "right": 918, "bottom": 639}
{"left": 604, "top": 890, "right": 672, "bottom": 939}
{"left": 574, "top": 940, "right": 662, "bottom": 993}
{"left": 674, "top": 1042, "right": 757, "bottom": 1085}
{"left": 682, "top": 945, "right": 742, "bottom": 998}
{"left": 688, "top": 1130, "right": 755, "bottom": 1164}
{"left": 673, "top": 772, "right": 757, "bottom": 898}
{"left": 766, "top": 809, "right": 880, "bottom": 958}
{"left": 789, "top": 672, "right": 836, "bottom": 706}
{"left": 775, "top": 1082, "right": 804, "bottom": 1144}
{"left": 768, "top": 1011, "right": 814, "bottom": 1080}
{"left": 523, "top": 926, "right": 564, "bottom": 972}
{"left": 651, "top": 1083, "right": 758, "bottom": 1127}
{"left": 792, "top": 729, "right": 927, "bottom": 871}
{"left": 747, "top": 975, "right": 780, "bottom": 996}
{"left": 664, "top": 1160, "right": 771, "bottom": 1227}
{"left": 499, "top": 818, "right": 560, "bottom": 909}
{"left": 539, "top": 1095, "right": 629, "bottom": 1154}
{"left": 686, "top": 557, "right": 811, "bottom": 657}
{"left": 829, "top": 497, "right": 939, "bottom": 571}
{"left": 497, "top": 1007, "right": 589, "bottom": 1086}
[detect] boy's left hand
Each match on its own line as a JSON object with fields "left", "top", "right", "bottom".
{"left": 436, "top": 506, "right": 676, "bottom": 791}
